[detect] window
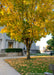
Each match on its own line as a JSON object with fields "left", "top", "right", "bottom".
{"left": 8, "top": 42, "right": 13, "bottom": 48}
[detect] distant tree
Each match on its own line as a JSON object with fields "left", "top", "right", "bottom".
{"left": 46, "top": 45, "right": 52, "bottom": 50}
{"left": 47, "top": 36, "right": 54, "bottom": 50}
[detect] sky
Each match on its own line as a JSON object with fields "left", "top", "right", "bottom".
{"left": 36, "top": 34, "right": 52, "bottom": 50}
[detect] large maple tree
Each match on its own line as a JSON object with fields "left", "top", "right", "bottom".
{"left": 0, "top": 0, "right": 54, "bottom": 59}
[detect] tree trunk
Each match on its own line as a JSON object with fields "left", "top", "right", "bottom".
{"left": 27, "top": 47, "right": 30, "bottom": 59}
{"left": 25, "top": 39, "right": 32, "bottom": 59}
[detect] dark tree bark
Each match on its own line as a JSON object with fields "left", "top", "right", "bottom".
{"left": 27, "top": 46, "right": 30, "bottom": 59}
{"left": 25, "top": 38, "right": 32, "bottom": 59}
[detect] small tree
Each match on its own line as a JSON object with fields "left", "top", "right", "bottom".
{"left": 0, "top": 0, "right": 54, "bottom": 59}
{"left": 47, "top": 36, "right": 54, "bottom": 51}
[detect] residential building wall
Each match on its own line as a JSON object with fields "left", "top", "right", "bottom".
{"left": 0, "top": 27, "right": 40, "bottom": 53}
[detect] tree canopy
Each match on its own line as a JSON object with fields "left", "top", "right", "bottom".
{"left": 0, "top": 0, "right": 54, "bottom": 59}
{"left": 47, "top": 36, "right": 54, "bottom": 50}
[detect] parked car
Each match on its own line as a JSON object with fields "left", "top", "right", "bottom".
{"left": 50, "top": 51, "right": 54, "bottom": 55}
{"left": 43, "top": 51, "right": 51, "bottom": 55}
{"left": 43, "top": 51, "right": 54, "bottom": 55}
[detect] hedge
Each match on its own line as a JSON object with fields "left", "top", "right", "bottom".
{"left": 5, "top": 48, "right": 22, "bottom": 53}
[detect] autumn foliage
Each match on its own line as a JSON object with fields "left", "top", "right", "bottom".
{"left": 0, "top": 0, "right": 54, "bottom": 59}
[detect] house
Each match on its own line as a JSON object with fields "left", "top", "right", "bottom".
{"left": 0, "top": 27, "right": 40, "bottom": 54}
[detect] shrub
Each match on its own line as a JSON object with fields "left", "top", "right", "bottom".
{"left": 5, "top": 48, "right": 22, "bottom": 53}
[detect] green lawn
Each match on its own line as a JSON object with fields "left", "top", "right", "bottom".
{"left": 5, "top": 56, "right": 54, "bottom": 75}
{"left": 30, "top": 53, "right": 50, "bottom": 56}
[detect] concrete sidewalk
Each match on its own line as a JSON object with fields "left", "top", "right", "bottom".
{"left": 0, "top": 57, "right": 23, "bottom": 75}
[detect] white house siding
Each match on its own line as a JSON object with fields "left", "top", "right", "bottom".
{"left": 15, "top": 41, "right": 18, "bottom": 48}
{"left": 13, "top": 41, "right": 16, "bottom": 48}
{"left": 0, "top": 33, "right": 2, "bottom": 39}
{"left": 6, "top": 41, "right": 8, "bottom": 48}
{"left": 1, "top": 34, "right": 6, "bottom": 49}
{"left": 0, "top": 39, "right": 2, "bottom": 52}
{"left": 19, "top": 43, "right": 25, "bottom": 49}
{"left": 30, "top": 43, "right": 36, "bottom": 50}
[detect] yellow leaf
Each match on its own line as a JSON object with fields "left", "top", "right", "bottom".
{"left": 0, "top": 10, "right": 4, "bottom": 15}
{"left": 7, "top": 8, "right": 10, "bottom": 14}
{"left": 45, "top": 20, "right": 48, "bottom": 23}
